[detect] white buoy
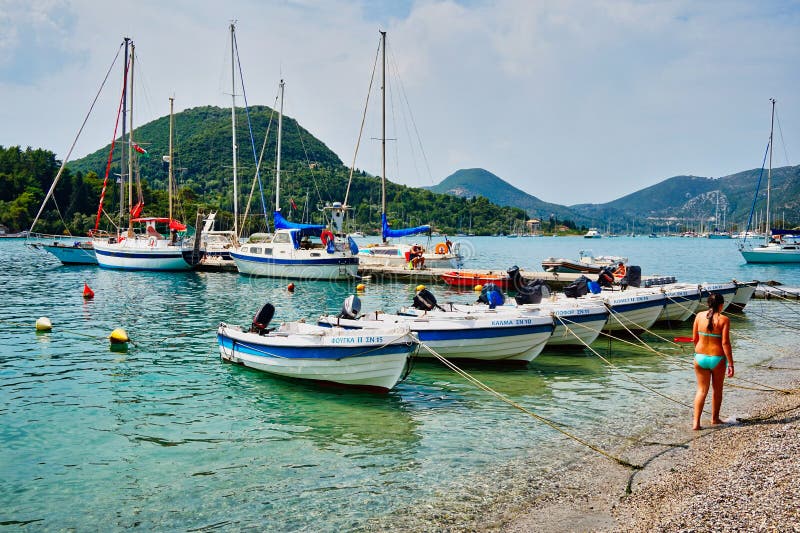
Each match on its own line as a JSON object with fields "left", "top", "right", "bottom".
{"left": 35, "top": 317, "right": 52, "bottom": 331}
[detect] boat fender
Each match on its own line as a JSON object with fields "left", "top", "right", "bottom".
{"left": 320, "top": 230, "right": 334, "bottom": 246}
{"left": 434, "top": 242, "right": 448, "bottom": 254}
{"left": 148, "top": 236, "right": 157, "bottom": 247}
{"left": 347, "top": 236, "right": 359, "bottom": 256}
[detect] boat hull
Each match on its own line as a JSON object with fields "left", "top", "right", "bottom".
{"left": 546, "top": 308, "right": 609, "bottom": 347}
{"left": 740, "top": 248, "right": 800, "bottom": 263}
{"left": 597, "top": 292, "right": 666, "bottom": 331}
{"left": 217, "top": 324, "right": 414, "bottom": 392}
{"left": 232, "top": 251, "right": 358, "bottom": 280}
{"left": 657, "top": 284, "right": 701, "bottom": 322}
{"left": 320, "top": 313, "right": 554, "bottom": 363}
{"left": 729, "top": 281, "right": 758, "bottom": 312}
{"left": 699, "top": 283, "right": 737, "bottom": 311}
{"left": 441, "top": 271, "right": 511, "bottom": 288}
{"left": 93, "top": 239, "right": 192, "bottom": 271}
{"left": 36, "top": 242, "right": 98, "bottom": 265}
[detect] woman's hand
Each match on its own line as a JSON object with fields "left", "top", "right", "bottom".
{"left": 727, "top": 364, "right": 734, "bottom": 378}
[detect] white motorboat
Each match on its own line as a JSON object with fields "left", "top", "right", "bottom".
{"left": 541, "top": 249, "right": 627, "bottom": 274}
{"left": 699, "top": 282, "right": 737, "bottom": 311}
{"left": 729, "top": 280, "right": 758, "bottom": 312}
{"left": 656, "top": 283, "right": 702, "bottom": 323}
{"left": 217, "top": 303, "right": 416, "bottom": 392}
{"left": 319, "top": 300, "right": 554, "bottom": 363}
{"left": 583, "top": 228, "right": 602, "bottom": 239}
{"left": 561, "top": 288, "right": 666, "bottom": 332}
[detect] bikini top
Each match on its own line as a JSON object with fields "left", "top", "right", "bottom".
{"left": 698, "top": 331, "right": 722, "bottom": 338}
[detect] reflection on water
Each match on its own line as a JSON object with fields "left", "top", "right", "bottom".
{"left": 1, "top": 238, "right": 798, "bottom": 529}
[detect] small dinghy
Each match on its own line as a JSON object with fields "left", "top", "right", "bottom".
{"left": 217, "top": 299, "right": 417, "bottom": 392}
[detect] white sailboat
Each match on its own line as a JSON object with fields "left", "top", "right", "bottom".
{"left": 740, "top": 98, "right": 800, "bottom": 263}
{"left": 231, "top": 80, "right": 359, "bottom": 280}
{"left": 93, "top": 69, "right": 192, "bottom": 272}
{"left": 355, "top": 31, "right": 462, "bottom": 270}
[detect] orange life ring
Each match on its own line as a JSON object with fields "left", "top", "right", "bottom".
{"left": 434, "top": 242, "right": 448, "bottom": 254}
{"left": 320, "top": 230, "right": 334, "bottom": 246}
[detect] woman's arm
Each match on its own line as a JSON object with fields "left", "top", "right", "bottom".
{"left": 692, "top": 316, "right": 700, "bottom": 345}
{"left": 722, "top": 318, "right": 734, "bottom": 377}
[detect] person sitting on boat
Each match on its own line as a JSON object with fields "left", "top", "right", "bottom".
{"left": 300, "top": 235, "right": 311, "bottom": 250}
{"left": 409, "top": 244, "right": 425, "bottom": 270}
{"left": 613, "top": 261, "right": 626, "bottom": 279}
{"left": 691, "top": 293, "right": 734, "bottom": 430}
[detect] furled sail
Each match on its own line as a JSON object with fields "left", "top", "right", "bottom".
{"left": 381, "top": 213, "right": 430, "bottom": 239}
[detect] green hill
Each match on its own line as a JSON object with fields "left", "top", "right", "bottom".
{"left": 1, "top": 106, "right": 529, "bottom": 236}
{"left": 425, "top": 168, "right": 585, "bottom": 225}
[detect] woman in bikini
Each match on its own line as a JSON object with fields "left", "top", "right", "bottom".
{"left": 692, "top": 293, "right": 734, "bottom": 430}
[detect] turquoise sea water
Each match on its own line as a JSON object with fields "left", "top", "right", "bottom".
{"left": 1, "top": 236, "right": 798, "bottom": 530}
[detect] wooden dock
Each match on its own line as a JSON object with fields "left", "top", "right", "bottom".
{"left": 358, "top": 266, "right": 608, "bottom": 289}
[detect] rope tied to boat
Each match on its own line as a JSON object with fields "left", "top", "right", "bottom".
{"left": 415, "top": 340, "right": 642, "bottom": 470}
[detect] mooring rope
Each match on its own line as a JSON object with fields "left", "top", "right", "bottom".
{"left": 416, "top": 341, "right": 642, "bottom": 470}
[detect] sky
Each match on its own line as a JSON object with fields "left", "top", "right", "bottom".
{"left": 1, "top": 0, "right": 799, "bottom": 205}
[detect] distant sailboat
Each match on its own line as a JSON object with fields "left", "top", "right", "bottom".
{"left": 739, "top": 99, "right": 800, "bottom": 263}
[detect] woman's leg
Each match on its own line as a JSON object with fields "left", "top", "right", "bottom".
{"left": 710, "top": 359, "right": 727, "bottom": 424}
{"left": 693, "top": 362, "right": 711, "bottom": 430}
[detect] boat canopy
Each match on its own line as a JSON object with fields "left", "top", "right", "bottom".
{"left": 381, "top": 213, "right": 430, "bottom": 239}
{"left": 771, "top": 229, "right": 799, "bottom": 236}
{"left": 130, "top": 217, "right": 187, "bottom": 231}
{"left": 274, "top": 211, "right": 325, "bottom": 232}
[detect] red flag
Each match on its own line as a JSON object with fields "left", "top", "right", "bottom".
{"left": 290, "top": 198, "right": 298, "bottom": 210}
{"left": 132, "top": 143, "right": 147, "bottom": 154}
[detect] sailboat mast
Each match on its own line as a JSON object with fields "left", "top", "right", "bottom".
{"left": 230, "top": 23, "right": 239, "bottom": 238}
{"left": 766, "top": 97, "right": 775, "bottom": 244}
{"left": 127, "top": 42, "right": 135, "bottom": 237}
{"left": 275, "top": 79, "right": 284, "bottom": 211}
{"left": 380, "top": 30, "right": 387, "bottom": 244}
{"left": 120, "top": 38, "right": 130, "bottom": 223}
{"left": 168, "top": 97, "right": 174, "bottom": 226}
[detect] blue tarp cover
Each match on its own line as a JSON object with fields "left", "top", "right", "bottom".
{"left": 381, "top": 213, "right": 430, "bottom": 239}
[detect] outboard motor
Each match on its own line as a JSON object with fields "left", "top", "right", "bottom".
{"left": 515, "top": 279, "right": 551, "bottom": 305}
{"left": 507, "top": 265, "right": 524, "bottom": 290}
{"left": 250, "top": 302, "right": 276, "bottom": 335}
{"left": 413, "top": 288, "right": 439, "bottom": 311}
{"left": 478, "top": 283, "right": 505, "bottom": 309}
{"left": 621, "top": 265, "right": 642, "bottom": 289}
{"left": 597, "top": 266, "right": 615, "bottom": 288}
{"left": 564, "top": 275, "right": 591, "bottom": 298}
{"left": 337, "top": 295, "right": 362, "bottom": 319}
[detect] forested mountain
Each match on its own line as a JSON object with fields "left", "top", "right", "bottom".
{"left": 0, "top": 105, "right": 528, "bottom": 236}
{"left": 425, "top": 168, "right": 585, "bottom": 225}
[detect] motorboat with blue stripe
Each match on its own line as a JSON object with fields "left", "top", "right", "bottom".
{"left": 318, "top": 295, "right": 554, "bottom": 363}
{"left": 217, "top": 302, "right": 416, "bottom": 392}
{"left": 654, "top": 282, "right": 702, "bottom": 323}
{"left": 699, "top": 281, "right": 737, "bottom": 311}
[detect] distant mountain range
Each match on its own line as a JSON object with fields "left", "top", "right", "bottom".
{"left": 428, "top": 166, "right": 800, "bottom": 230}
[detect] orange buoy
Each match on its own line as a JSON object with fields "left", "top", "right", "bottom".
{"left": 83, "top": 283, "right": 95, "bottom": 299}
{"left": 288, "top": 283, "right": 295, "bottom": 292}
{"left": 356, "top": 283, "right": 366, "bottom": 291}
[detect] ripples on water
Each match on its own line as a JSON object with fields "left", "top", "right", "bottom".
{"left": 1, "top": 237, "right": 798, "bottom": 529}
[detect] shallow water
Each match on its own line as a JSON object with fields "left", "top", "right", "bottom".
{"left": 1, "top": 237, "right": 798, "bottom": 530}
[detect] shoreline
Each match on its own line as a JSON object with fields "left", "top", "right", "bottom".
{"left": 507, "top": 358, "right": 800, "bottom": 532}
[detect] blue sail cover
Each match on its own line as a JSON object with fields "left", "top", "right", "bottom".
{"left": 382, "top": 213, "right": 430, "bottom": 239}
{"left": 273, "top": 211, "right": 325, "bottom": 232}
